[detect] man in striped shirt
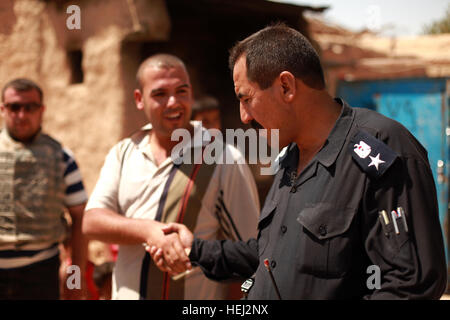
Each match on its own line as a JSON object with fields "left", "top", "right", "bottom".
{"left": 0, "top": 78, "right": 88, "bottom": 299}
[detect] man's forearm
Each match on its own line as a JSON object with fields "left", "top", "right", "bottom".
{"left": 70, "top": 214, "right": 88, "bottom": 271}
{"left": 82, "top": 208, "right": 191, "bottom": 274}
{"left": 68, "top": 204, "right": 88, "bottom": 271}
{"left": 65, "top": 203, "right": 89, "bottom": 299}
{"left": 82, "top": 208, "right": 164, "bottom": 245}
{"left": 189, "top": 238, "right": 259, "bottom": 281}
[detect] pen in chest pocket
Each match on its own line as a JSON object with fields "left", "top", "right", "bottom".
{"left": 390, "top": 210, "right": 400, "bottom": 234}
{"left": 397, "top": 206, "right": 409, "bottom": 233}
{"left": 378, "top": 210, "right": 390, "bottom": 236}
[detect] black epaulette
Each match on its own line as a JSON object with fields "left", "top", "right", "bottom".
{"left": 348, "top": 129, "right": 399, "bottom": 179}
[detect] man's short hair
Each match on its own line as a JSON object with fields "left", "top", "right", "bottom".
{"left": 1, "top": 78, "right": 43, "bottom": 103}
{"left": 229, "top": 23, "right": 325, "bottom": 90}
{"left": 192, "top": 96, "right": 219, "bottom": 118}
{"left": 136, "top": 53, "right": 188, "bottom": 90}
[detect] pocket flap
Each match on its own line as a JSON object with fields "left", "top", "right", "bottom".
{"left": 297, "top": 203, "right": 357, "bottom": 240}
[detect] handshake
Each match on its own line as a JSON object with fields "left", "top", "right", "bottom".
{"left": 144, "top": 222, "right": 194, "bottom": 276}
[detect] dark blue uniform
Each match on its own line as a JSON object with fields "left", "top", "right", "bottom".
{"left": 189, "top": 100, "right": 447, "bottom": 299}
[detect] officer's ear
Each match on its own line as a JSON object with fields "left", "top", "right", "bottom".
{"left": 278, "top": 71, "right": 296, "bottom": 103}
{"left": 134, "top": 89, "right": 144, "bottom": 110}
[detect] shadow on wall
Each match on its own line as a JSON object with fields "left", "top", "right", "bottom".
{"left": 0, "top": 0, "right": 16, "bottom": 36}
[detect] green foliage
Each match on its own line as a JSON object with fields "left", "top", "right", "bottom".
{"left": 422, "top": 5, "right": 450, "bottom": 34}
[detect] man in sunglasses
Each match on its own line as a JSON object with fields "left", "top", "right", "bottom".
{"left": 0, "top": 78, "right": 89, "bottom": 299}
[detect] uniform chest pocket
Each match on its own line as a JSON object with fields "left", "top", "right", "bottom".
{"left": 296, "top": 203, "right": 358, "bottom": 278}
{"left": 257, "top": 200, "right": 277, "bottom": 257}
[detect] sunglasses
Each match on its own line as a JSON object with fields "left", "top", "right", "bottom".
{"left": 3, "top": 102, "right": 42, "bottom": 113}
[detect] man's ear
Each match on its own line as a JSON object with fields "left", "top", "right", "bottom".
{"left": 279, "top": 71, "right": 296, "bottom": 103}
{"left": 134, "top": 89, "right": 143, "bottom": 110}
{"left": 38, "top": 104, "right": 46, "bottom": 118}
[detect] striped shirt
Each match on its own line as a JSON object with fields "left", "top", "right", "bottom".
{"left": 0, "top": 147, "right": 88, "bottom": 269}
{"left": 63, "top": 148, "right": 88, "bottom": 207}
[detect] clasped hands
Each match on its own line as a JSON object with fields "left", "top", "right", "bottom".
{"left": 145, "top": 222, "right": 194, "bottom": 276}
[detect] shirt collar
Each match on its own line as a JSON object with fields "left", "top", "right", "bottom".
{"left": 315, "top": 98, "right": 354, "bottom": 167}
{"left": 137, "top": 121, "right": 210, "bottom": 164}
{"left": 280, "top": 98, "right": 354, "bottom": 170}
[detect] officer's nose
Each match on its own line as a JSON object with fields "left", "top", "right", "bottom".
{"left": 240, "top": 104, "right": 252, "bottom": 124}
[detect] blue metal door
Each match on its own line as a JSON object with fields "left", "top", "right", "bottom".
{"left": 337, "top": 78, "right": 449, "bottom": 267}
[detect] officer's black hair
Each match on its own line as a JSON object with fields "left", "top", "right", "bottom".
{"left": 228, "top": 22, "right": 325, "bottom": 90}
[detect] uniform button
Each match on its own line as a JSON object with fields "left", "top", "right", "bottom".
{"left": 318, "top": 224, "right": 327, "bottom": 236}
{"left": 271, "top": 260, "right": 276, "bottom": 269}
{"left": 281, "top": 225, "right": 287, "bottom": 233}
{"left": 290, "top": 185, "right": 298, "bottom": 193}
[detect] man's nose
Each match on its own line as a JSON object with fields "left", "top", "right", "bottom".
{"left": 240, "top": 104, "right": 252, "bottom": 124}
{"left": 167, "top": 95, "right": 179, "bottom": 108}
{"left": 16, "top": 109, "right": 27, "bottom": 119}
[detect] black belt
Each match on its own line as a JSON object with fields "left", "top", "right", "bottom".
{"left": 0, "top": 243, "right": 58, "bottom": 258}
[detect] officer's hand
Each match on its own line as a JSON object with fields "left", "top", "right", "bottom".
{"left": 163, "top": 222, "right": 194, "bottom": 252}
{"left": 147, "top": 223, "right": 193, "bottom": 275}
{"left": 146, "top": 227, "right": 191, "bottom": 275}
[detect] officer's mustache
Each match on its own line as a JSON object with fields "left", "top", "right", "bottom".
{"left": 250, "top": 119, "right": 263, "bottom": 130}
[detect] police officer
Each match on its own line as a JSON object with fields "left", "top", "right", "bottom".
{"left": 150, "top": 23, "right": 447, "bottom": 299}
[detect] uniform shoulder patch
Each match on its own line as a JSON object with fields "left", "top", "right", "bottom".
{"left": 348, "top": 129, "right": 399, "bottom": 179}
